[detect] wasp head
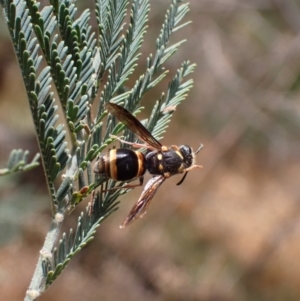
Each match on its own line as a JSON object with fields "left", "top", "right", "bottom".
{"left": 179, "top": 145, "right": 194, "bottom": 168}
{"left": 176, "top": 144, "right": 204, "bottom": 186}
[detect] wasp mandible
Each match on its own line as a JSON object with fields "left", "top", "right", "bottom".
{"left": 94, "top": 103, "right": 203, "bottom": 227}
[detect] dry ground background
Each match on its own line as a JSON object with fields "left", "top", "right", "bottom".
{"left": 1, "top": 0, "right": 300, "bottom": 300}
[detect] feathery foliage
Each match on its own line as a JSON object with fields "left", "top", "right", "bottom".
{"left": 1, "top": 0, "right": 196, "bottom": 299}
{"left": 0, "top": 150, "right": 40, "bottom": 175}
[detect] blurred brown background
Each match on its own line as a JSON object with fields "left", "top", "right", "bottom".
{"left": 1, "top": 0, "right": 300, "bottom": 300}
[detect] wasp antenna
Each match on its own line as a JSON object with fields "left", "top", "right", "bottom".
{"left": 195, "top": 144, "right": 204, "bottom": 155}
{"left": 176, "top": 171, "right": 188, "bottom": 186}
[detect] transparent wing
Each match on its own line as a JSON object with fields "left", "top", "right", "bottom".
{"left": 106, "top": 103, "right": 162, "bottom": 149}
{"left": 120, "top": 175, "right": 166, "bottom": 228}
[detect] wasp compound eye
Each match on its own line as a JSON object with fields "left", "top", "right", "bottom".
{"left": 179, "top": 145, "right": 192, "bottom": 157}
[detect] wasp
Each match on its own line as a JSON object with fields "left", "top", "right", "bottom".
{"left": 94, "top": 103, "right": 203, "bottom": 227}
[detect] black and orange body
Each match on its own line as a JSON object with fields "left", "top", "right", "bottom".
{"left": 94, "top": 146, "right": 193, "bottom": 182}
{"left": 93, "top": 103, "right": 203, "bottom": 227}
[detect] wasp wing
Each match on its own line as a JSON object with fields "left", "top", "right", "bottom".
{"left": 120, "top": 175, "right": 166, "bottom": 228}
{"left": 106, "top": 103, "right": 162, "bottom": 149}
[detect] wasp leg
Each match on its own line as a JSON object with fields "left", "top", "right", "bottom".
{"left": 103, "top": 177, "right": 144, "bottom": 192}
{"left": 109, "top": 135, "right": 157, "bottom": 150}
{"left": 184, "top": 165, "right": 203, "bottom": 172}
{"left": 120, "top": 176, "right": 144, "bottom": 189}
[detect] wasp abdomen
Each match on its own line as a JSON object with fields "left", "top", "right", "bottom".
{"left": 94, "top": 149, "right": 146, "bottom": 181}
